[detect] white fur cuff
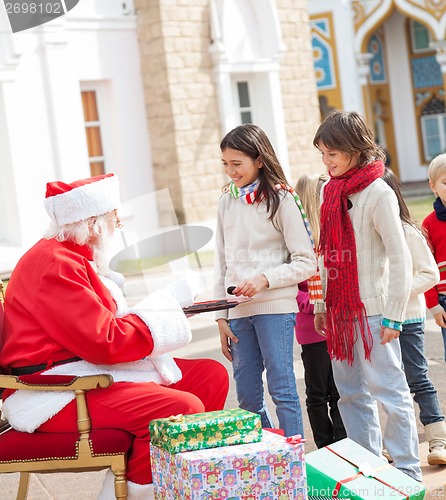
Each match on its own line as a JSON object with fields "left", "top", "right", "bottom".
{"left": 129, "top": 289, "right": 192, "bottom": 357}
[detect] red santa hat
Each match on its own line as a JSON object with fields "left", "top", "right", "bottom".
{"left": 44, "top": 173, "right": 121, "bottom": 226}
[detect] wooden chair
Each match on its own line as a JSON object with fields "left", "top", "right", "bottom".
{"left": 0, "top": 279, "right": 133, "bottom": 499}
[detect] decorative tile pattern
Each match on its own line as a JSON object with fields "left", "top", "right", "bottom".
{"left": 411, "top": 56, "right": 442, "bottom": 89}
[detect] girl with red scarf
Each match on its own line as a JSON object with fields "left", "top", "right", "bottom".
{"left": 313, "top": 111, "right": 422, "bottom": 483}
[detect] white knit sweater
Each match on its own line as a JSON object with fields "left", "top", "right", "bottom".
{"left": 315, "top": 178, "right": 412, "bottom": 323}
{"left": 214, "top": 190, "right": 317, "bottom": 320}
{"left": 402, "top": 223, "right": 439, "bottom": 324}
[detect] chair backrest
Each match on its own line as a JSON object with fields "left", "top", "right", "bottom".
{"left": 0, "top": 279, "right": 4, "bottom": 348}
{"left": 0, "top": 279, "right": 5, "bottom": 391}
{"left": 0, "top": 279, "right": 10, "bottom": 376}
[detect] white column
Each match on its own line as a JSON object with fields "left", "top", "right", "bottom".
{"left": 0, "top": 83, "right": 20, "bottom": 245}
{"left": 38, "top": 21, "right": 90, "bottom": 180}
{"left": 431, "top": 40, "right": 446, "bottom": 75}
{"left": 356, "top": 52, "right": 373, "bottom": 120}
{"left": 213, "top": 67, "right": 236, "bottom": 136}
{"left": 267, "top": 69, "right": 290, "bottom": 178}
{"left": 355, "top": 52, "right": 373, "bottom": 87}
{"left": 0, "top": 9, "right": 21, "bottom": 246}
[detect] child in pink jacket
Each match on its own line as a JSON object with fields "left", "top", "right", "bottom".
{"left": 295, "top": 174, "right": 346, "bottom": 448}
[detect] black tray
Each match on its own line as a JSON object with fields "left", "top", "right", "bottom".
{"left": 182, "top": 298, "right": 250, "bottom": 314}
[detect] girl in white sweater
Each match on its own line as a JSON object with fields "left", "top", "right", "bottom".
{"left": 313, "top": 110, "right": 422, "bottom": 482}
{"left": 214, "top": 124, "right": 317, "bottom": 437}
{"left": 382, "top": 167, "right": 446, "bottom": 466}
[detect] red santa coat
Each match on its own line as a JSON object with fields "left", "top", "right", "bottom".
{"left": 1, "top": 237, "right": 192, "bottom": 410}
{"left": 1, "top": 238, "right": 176, "bottom": 367}
{"left": 0, "top": 237, "right": 229, "bottom": 485}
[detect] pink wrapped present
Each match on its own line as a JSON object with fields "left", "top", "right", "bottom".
{"left": 150, "top": 430, "right": 307, "bottom": 499}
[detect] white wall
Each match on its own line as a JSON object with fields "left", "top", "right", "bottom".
{"left": 0, "top": 0, "right": 153, "bottom": 275}
{"left": 65, "top": 16, "right": 154, "bottom": 202}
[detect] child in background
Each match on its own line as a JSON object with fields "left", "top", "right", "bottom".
{"left": 382, "top": 168, "right": 446, "bottom": 465}
{"left": 294, "top": 173, "right": 347, "bottom": 448}
{"left": 214, "top": 124, "right": 317, "bottom": 437}
{"left": 313, "top": 110, "right": 421, "bottom": 482}
{"left": 423, "top": 153, "right": 446, "bottom": 362}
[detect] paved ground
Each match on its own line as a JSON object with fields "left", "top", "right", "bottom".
{"left": 1, "top": 308, "right": 445, "bottom": 499}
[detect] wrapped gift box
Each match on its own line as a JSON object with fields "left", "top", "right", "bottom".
{"left": 306, "top": 438, "right": 426, "bottom": 499}
{"left": 149, "top": 408, "right": 262, "bottom": 454}
{"left": 151, "top": 429, "right": 307, "bottom": 499}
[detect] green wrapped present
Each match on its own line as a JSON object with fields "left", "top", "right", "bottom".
{"left": 306, "top": 438, "right": 426, "bottom": 499}
{"left": 149, "top": 408, "right": 262, "bottom": 454}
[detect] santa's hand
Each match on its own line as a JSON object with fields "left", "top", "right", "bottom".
{"left": 165, "top": 271, "right": 201, "bottom": 307}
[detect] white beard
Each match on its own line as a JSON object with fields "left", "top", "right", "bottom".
{"left": 92, "top": 223, "right": 117, "bottom": 276}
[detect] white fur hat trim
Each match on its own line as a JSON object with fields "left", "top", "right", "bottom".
{"left": 44, "top": 173, "right": 121, "bottom": 225}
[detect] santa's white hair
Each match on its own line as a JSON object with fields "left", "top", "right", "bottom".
{"left": 44, "top": 214, "right": 114, "bottom": 274}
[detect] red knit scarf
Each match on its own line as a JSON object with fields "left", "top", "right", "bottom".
{"left": 319, "top": 160, "right": 385, "bottom": 364}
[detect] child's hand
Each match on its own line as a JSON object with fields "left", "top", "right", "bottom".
{"left": 314, "top": 313, "right": 327, "bottom": 335}
{"left": 380, "top": 326, "right": 400, "bottom": 344}
{"left": 231, "top": 275, "right": 269, "bottom": 298}
{"left": 434, "top": 310, "right": 446, "bottom": 328}
{"left": 217, "top": 319, "right": 237, "bottom": 362}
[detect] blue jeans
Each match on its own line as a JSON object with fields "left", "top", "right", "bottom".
{"left": 331, "top": 315, "right": 421, "bottom": 482}
{"left": 439, "top": 294, "right": 446, "bottom": 361}
{"left": 400, "top": 321, "right": 444, "bottom": 425}
{"left": 229, "top": 313, "right": 303, "bottom": 437}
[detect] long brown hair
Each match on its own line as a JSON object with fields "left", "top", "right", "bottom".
{"left": 381, "top": 167, "right": 423, "bottom": 233}
{"left": 220, "top": 124, "right": 288, "bottom": 221}
{"left": 313, "top": 110, "right": 386, "bottom": 167}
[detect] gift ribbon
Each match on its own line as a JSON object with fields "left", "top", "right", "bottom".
{"left": 325, "top": 445, "right": 410, "bottom": 499}
{"left": 168, "top": 414, "right": 184, "bottom": 422}
{"left": 286, "top": 435, "right": 306, "bottom": 445}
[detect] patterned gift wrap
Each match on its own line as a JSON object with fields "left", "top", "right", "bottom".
{"left": 306, "top": 438, "right": 426, "bottom": 499}
{"left": 149, "top": 408, "right": 262, "bottom": 454}
{"left": 151, "top": 429, "right": 307, "bottom": 499}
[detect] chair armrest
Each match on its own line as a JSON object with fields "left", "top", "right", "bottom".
{"left": 0, "top": 374, "right": 114, "bottom": 441}
{"left": 0, "top": 373, "right": 113, "bottom": 391}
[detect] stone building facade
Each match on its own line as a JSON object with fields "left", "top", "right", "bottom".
{"left": 135, "top": 0, "right": 322, "bottom": 224}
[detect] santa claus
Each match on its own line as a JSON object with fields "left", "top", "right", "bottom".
{"left": 0, "top": 173, "right": 229, "bottom": 499}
